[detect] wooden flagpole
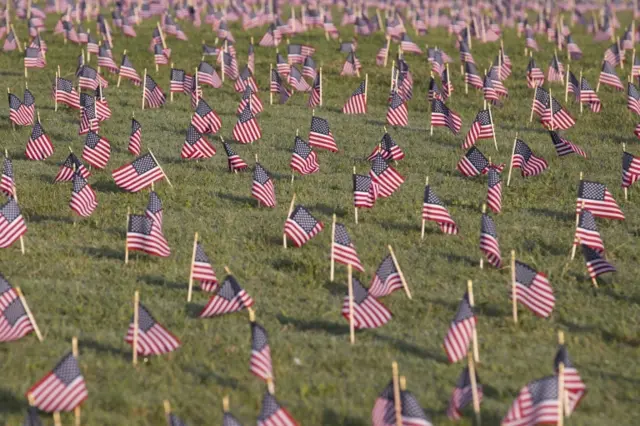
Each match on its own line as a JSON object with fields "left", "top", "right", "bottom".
{"left": 283, "top": 193, "right": 296, "bottom": 248}
{"left": 125, "top": 207, "right": 130, "bottom": 264}
{"left": 488, "top": 105, "right": 498, "bottom": 151}
{"left": 187, "top": 232, "right": 198, "bottom": 302}
{"left": 330, "top": 214, "right": 336, "bottom": 282}
{"left": 571, "top": 200, "right": 585, "bottom": 260}
{"left": 468, "top": 280, "right": 479, "bottom": 363}
{"left": 223, "top": 395, "right": 230, "bottom": 413}
{"left": 117, "top": 50, "right": 126, "bottom": 87}
{"left": 579, "top": 69, "right": 583, "bottom": 114}
{"left": 390, "top": 60, "right": 395, "bottom": 93}
{"left": 388, "top": 245, "right": 411, "bottom": 299}
{"left": 421, "top": 176, "right": 428, "bottom": 239}
{"left": 596, "top": 62, "right": 602, "bottom": 93}
{"left": 549, "top": 88, "right": 554, "bottom": 131}
{"left": 170, "top": 62, "right": 174, "bottom": 102}
{"left": 623, "top": 144, "right": 629, "bottom": 201}
{"left": 267, "top": 377, "right": 275, "bottom": 395}
{"left": 618, "top": 36, "right": 624, "bottom": 69}
{"left": 479, "top": 205, "right": 486, "bottom": 269}
{"left": 141, "top": 67, "right": 146, "bottom": 109}
{"left": 364, "top": 73, "right": 368, "bottom": 106}
{"left": 16, "top": 287, "right": 43, "bottom": 341}
{"left": 163, "top": 400, "right": 171, "bottom": 421}
{"left": 54, "top": 69, "right": 59, "bottom": 111}
{"left": 132, "top": 290, "right": 139, "bottom": 365}
{"left": 72, "top": 337, "right": 81, "bottom": 426}
{"left": 269, "top": 63, "right": 273, "bottom": 105}
{"left": 565, "top": 64, "right": 570, "bottom": 102}
{"left": 392, "top": 362, "right": 401, "bottom": 426}
{"left": 529, "top": 86, "right": 537, "bottom": 122}
{"left": 467, "top": 352, "right": 481, "bottom": 424}
{"left": 384, "top": 36, "right": 391, "bottom": 67}
{"left": 319, "top": 66, "right": 323, "bottom": 106}
{"left": 221, "top": 43, "right": 226, "bottom": 83}
{"left": 511, "top": 250, "right": 518, "bottom": 324}
{"left": 53, "top": 412, "right": 62, "bottom": 426}
{"left": 353, "top": 166, "right": 358, "bottom": 224}
{"left": 348, "top": 264, "right": 355, "bottom": 344}
{"left": 147, "top": 149, "right": 173, "bottom": 187}
{"left": 11, "top": 25, "right": 22, "bottom": 52}
{"left": 506, "top": 133, "right": 518, "bottom": 186}
{"left": 558, "top": 360, "right": 565, "bottom": 426}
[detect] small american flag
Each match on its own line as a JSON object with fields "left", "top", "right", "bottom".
{"left": 223, "top": 413, "right": 243, "bottom": 426}
{"left": 82, "top": 131, "right": 111, "bottom": 169}
{"left": 340, "top": 51, "right": 359, "bottom": 76}
{"left": 375, "top": 40, "right": 389, "bottom": 67}
{"left": 398, "top": 391, "right": 432, "bottom": 425}
{"left": 579, "top": 77, "right": 601, "bottom": 113}
{"left": 252, "top": 163, "right": 276, "bottom": 207}
{"left": 371, "top": 381, "right": 394, "bottom": 426}
{"left": 377, "top": 132, "right": 404, "bottom": 161}
{"left": 532, "top": 87, "right": 549, "bottom": 117}
{"left": 368, "top": 255, "right": 403, "bottom": 298}
{"left": 480, "top": 213, "right": 502, "bottom": 268}
{"left": 526, "top": 57, "right": 545, "bottom": 88}
{"left": 112, "top": 153, "right": 164, "bottom": 192}
{"left": 234, "top": 66, "right": 259, "bottom": 93}
{"left": 78, "top": 65, "right": 99, "bottom": 90}
{"left": 288, "top": 66, "right": 311, "bottom": 92}
{"left": 554, "top": 345, "right": 587, "bottom": 414}
{"left": 1, "top": 157, "right": 15, "bottom": 197}
{"left": 153, "top": 44, "right": 169, "bottom": 65}
{"left": 369, "top": 154, "right": 404, "bottom": 198}
{"left": 442, "top": 67, "right": 454, "bottom": 99}
{"left": 145, "top": 191, "right": 163, "bottom": 230}
{"left": 55, "top": 153, "right": 90, "bottom": 182}
{"left": 98, "top": 45, "right": 118, "bottom": 73}
{"left": 598, "top": 61, "right": 624, "bottom": 91}
{"left": 342, "top": 277, "right": 392, "bottom": 329}
{"left": 192, "top": 98, "right": 222, "bottom": 135}
{"left": 144, "top": 74, "right": 166, "bottom": 108}
{"left": 270, "top": 68, "right": 292, "bottom": 105}
{"left": 233, "top": 104, "right": 262, "bottom": 144}
{"left": 541, "top": 96, "right": 576, "bottom": 131}
{"left": 353, "top": 174, "right": 377, "bottom": 208}
{"left": 284, "top": 205, "right": 324, "bottom": 247}
{"left": 513, "top": 260, "right": 555, "bottom": 318}
{"left": 119, "top": 54, "right": 142, "bottom": 85}
{"left": 463, "top": 110, "right": 494, "bottom": 149}
{"left": 622, "top": 151, "right": 640, "bottom": 188}
{"left": 24, "top": 47, "right": 45, "bottom": 68}
{"left": 26, "top": 122, "right": 54, "bottom": 161}
{"left": 342, "top": 80, "right": 367, "bottom": 114}
{"left": 400, "top": 33, "right": 422, "bottom": 54}
{"left": 582, "top": 244, "right": 615, "bottom": 280}
{"left": 431, "top": 99, "right": 462, "bottom": 135}
{"left": 458, "top": 147, "right": 489, "bottom": 177}
{"left": 192, "top": 243, "right": 218, "bottom": 292}
{"left": 604, "top": 43, "right": 621, "bottom": 66}
{"left": 70, "top": 173, "right": 97, "bottom": 217}
{"left": 447, "top": 367, "right": 483, "bottom": 420}
{"left": 257, "top": 393, "right": 298, "bottom": 426}
{"left": 236, "top": 86, "right": 263, "bottom": 115}
{"left": 290, "top": 136, "right": 319, "bottom": 175}
{"left": 444, "top": 292, "right": 477, "bottom": 363}
{"left": 0, "top": 275, "right": 35, "bottom": 342}
{"left": 79, "top": 99, "right": 99, "bottom": 135}
{"left": 27, "top": 352, "right": 88, "bottom": 412}
{"left": 250, "top": 321, "right": 273, "bottom": 381}
{"left": 127, "top": 214, "right": 170, "bottom": 257}
{"left": 502, "top": 376, "right": 560, "bottom": 426}
{"left": 576, "top": 180, "right": 624, "bottom": 220}
{"left": 549, "top": 131, "right": 587, "bottom": 158}
{"left": 222, "top": 142, "right": 248, "bottom": 172}
{"left": 547, "top": 56, "right": 564, "bottom": 82}
{"left": 566, "top": 35, "right": 583, "bottom": 60}
{"left": 198, "top": 61, "right": 222, "bottom": 88}
{"left": 302, "top": 56, "right": 317, "bottom": 80}
{"left": 332, "top": 223, "right": 364, "bottom": 272}
{"left": 222, "top": 51, "right": 238, "bottom": 80}
{"left": 309, "top": 116, "right": 338, "bottom": 152}
{"left": 386, "top": 91, "right": 408, "bottom": 127}
{"left": 422, "top": 185, "right": 458, "bottom": 235}
{"left": 575, "top": 210, "right": 604, "bottom": 253}
{"left": 170, "top": 68, "right": 186, "bottom": 93}
{"left": 199, "top": 274, "right": 254, "bottom": 317}
{"left": 428, "top": 76, "right": 442, "bottom": 102}
{"left": 8, "top": 93, "right": 31, "bottom": 126}
{"left": 181, "top": 125, "right": 216, "bottom": 160}
{"left": 512, "top": 139, "right": 548, "bottom": 177}
{"left": 487, "top": 167, "right": 502, "bottom": 214}
{"left": 627, "top": 82, "right": 640, "bottom": 115}
{"left": 124, "top": 303, "right": 181, "bottom": 355}
{"left": 464, "top": 62, "right": 483, "bottom": 89}
{"left": 129, "top": 118, "right": 142, "bottom": 155}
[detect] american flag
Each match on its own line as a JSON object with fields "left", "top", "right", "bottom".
{"left": 549, "top": 131, "right": 587, "bottom": 158}
{"left": 369, "top": 154, "right": 404, "bottom": 198}
{"left": 145, "top": 191, "right": 163, "bottom": 230}
{"left": 222, "top": 51, "right": 238, "bottom": 80}
{"left": 0, "top": 275, "right": 35, "bottom": 342}
{"left": 288, "top": 66, "right": 311, "bottom": 92}
{"left": 309, "top": 116, "right": 338, "bottom": 152}
{"left": 144, "top": 74, "right": 166, "bottom": 108}
{"left": 234, "top": 66, "right": 259, "bottom": 93}
{"left": 306, "top": 71, "right": 320, "bottom": 107}
{"left": 447, "top": 367, "right": 483, "bottom": 420}
{"left": 386, "top": 91, "right": 408, "bottom": 127}
{"left": 181, "top": 125, "right": 216, "bottom": 159}
{"left": 396, "top": 61, "right": 413, "bottom": 101}
{"left": 98, "top": 45, "right": 118, "bottom": 73}
{"left": 532, "top": 87, "right": 550, "bottom": 118}
{"left": 287, "top": 44, "right": 305, "bottom": 64}
{"left": 257, "top": 393, "right": 298, "bottom": 426}
{"left": 248, "top": 42, "right": 255, "bottom": 74}
{"left": 576, "top": 180, "right": 624, "bottom": 220}
{"left": 94, "top": 87, "right": 111, "bottom": 120}
{"left": 633, "top": 54, "right": 640, "bottom": 78}
{"left": 252, "top": 163, "right": 276, "bottom": 207}
{"left": 458, "top": 147, "right": 489, "bottom": 177}
{"left": 24, "top": 47, "right": 45, "bottom": 68}
{"left": 458, "top": 40, "right": 474, "bottom": 63}
{"left": 0, "top": 157, "right": 15, "bottom": 197}
{"left": 170, "top": 68, "right": 186, "bottom": 93}
{"left": 124, "top": 303, "right": 181, "bottom": 355}
{"left": 464, "top": 62, "right": 483, "bottom": 89}
{"left": 512, "top": 139, "right": 548, "bottom": 177}
{"left": 271, "top": 68, "right": 292, "bottom": 105}
{"left": 554, "top": 345, "right": 587, "bottom": 414}
{"left": 284, "top": 205, "right": 324, "bottom": 247}
{"left": 27, "top": 352, "right": 88, "bottom": 412}
{"left": 324, "top": 14, "right": 339, "bottom": 39}
{"left": 55, "top": 153, "right": 90, "bottom": 182}
{"left": 603, "top": 43, "right": 621, "bottom": 66}
{"left": 525, "top": 30, "right": 539, "bottom": 51}
{"left": 526, "top": 57, "right": 545, "bottom": 88}
{"left": 375, "top": 40, "right": 389, "bottom": 66}
{"left": 55, "top": 77, "right": 81, "bottom": 109}
{"left": 566, "top": 35, "right": 583, "bottom": 60}
{"left": 342, "top": 81, "right": 367, "bottom": 114}
{"left": 428, "top": 77, "right": 442, "bottom": 102}
{"left": 233, "top": 104, "right": 261, "bottom": 144}
{"left": 237, "top": 86, "right": 263, "bottom": 115}
{"left": 199, "top": 274, "right": 254, "bottom": 317}
{"left": 3, "top": 28, "right": 17, "bottom": 51}
{"left": 153, "top": 44, "right": 168, "bottom": 65}
{"left": 575, "top": 210, "right": 604, "bottom": 253}
{"left": 463, "top": 110, "right": 494, "bottom": 149}
{"left": 78, "top": 65, "right": 99, "bottom": 90}
{"left": 26, "top": 122, "right": 54, "bottom": 161}
{"left": 87, "top": 33, "right": 98, "bottom": 54}
{"left": 369, "top": 133, "right": 405, "bottom": 162}
{"left": 422, "top": 185, "right": 459, "bottom": 235}
{"left": 487, "top": 66, "right": 508, "bottom": 97}
{"left": 79, "top": 99, "right": 99, "bottom": 135}
{"left": 513, "top": 260, "right": 555, "bottom": 318}
{"left": 82, "top": 131, "right": 111, "bottom": 169}
{"left": 627, "top": 82, "right": 640, "bottom": 115}
{"left": 622, "top": 151, "right": 640, "bottom": 188}
{"left": 431, "top": 99, "right": 462, "bottom": 135}
{"left": 442, "top": 67, "right": 454, "bottom": 99}
{"left": 371, "top": 381, "right": 395, "bottom": 426}
{"left": 398, "top": 391, "right": 432, "bottom": 425}
{"left": 502, "top": 376, "right": 560, "bottom": 426}
{"left": 302, "top": 56, "right": 316, "bottom": 80}
{"left": 112, "top": 153, "right": 164, "bottom": 192}
{"left": 70, "top": 173, "right": 97, "bottom": 217}
{"left": 290, "top": 136, "right": 319, "bottom": 175}
{"left": 353, "top": 174, "right": 377, "bottom": 208}
{"left": 480, "top": 213, "right": 502, "bottom": 268}
{"left": 567, "top": 72, "right": 580, "bottom": 97}
{"left": 444, "top": 292, "right": 477, "bottom": 363}
{"left": 192, "top": 99, "right": 222, "bottom": 135}
{"left": 224, "top": 413, "right": 243, "bottom": 426}
{"left": 119, "top": 54, "right": 142, "bottom": 85}
{"left": 340, "top": 51, "right": 359, "bottom": 76}
{"left": 598, "top": 61, "right": 624, "bottom": 91}
{"left": 582, "top": 244, "right": 616, "bottom": 280}
{"left": 188, "top": 76, "right": 202, "bottom": 109}
{"left": 368, "top": 255, "right": 404, "bottom": 298}
{"left": 332, "top": 223, "right": 364, "bottom": 272}
{"left": 192, "top": 243, "right": 218, "bottom": 292}
{"left": 342, "top": 277, "right": 392, "bottom": 329}
{"left": 127, "top": 214, "right": 170, "bottom": 257}
{"left": 579, "top": 78, "right": 601, "bottom": 113}
{"left": 222, "top": 142, "right": 248, "bottom": 172}
{"left": 487, "top": 167, "right": 502, "bottom": 214}
{"left": 542, "top": 96, "right": 576, "bottom": 130}
{"left": 430, "top": 51, "right": 445, "bottom": 77}
{"left": 129, "top": 118, "right": 142, "bottom": 155}
{"left": 250, "top": 321, "right": 273, "bottom": 381}
{"left": 259, "top": 25, "right": 280, "bottom": 47}
{"left": 8, "top": 93, "right": 31, "bottom": 126}
{"left": 547, "top": 56, "right": 564, "bottom": 82}
{"left": 483, "top": 75, "right": 499, "bottom": 103}
{"left": 198, "top": 61, "right": 222, "bottom": 88}
{"left": 399, "top": 33, "right": 422, "bottom": 54}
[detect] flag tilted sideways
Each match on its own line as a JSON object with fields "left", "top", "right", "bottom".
{"left": 502, "top": 376, "right": 560, "bottom": 426}
{"left": 576, "top": 180, "right": 624, "bottom": 220}
{"left": 250, "top": 321, "right": 273, "bottom": 381}
{"left": 423, "top": 184, "right": 458, "bottom": 235}
{"left": 26, "top": 352, "right": 88, "bottom": 412}
{"left": 143, "top": 74, "right": 166, "bottom": 108}
{"left": 342, "top": 80, "right": 367, "bottom": 114}
{"left": 541, "top": 97, "right": 575, "bottom": 131}
{"left": 463, "top": 110, "right": 494, "bottom": 149}
{"left": 458, "top": 147, "right": 489, "bottom": 177}
{"left": 233, "top": 104, "right": 262, "bottom": 144}
{"left": 257, "top": 393, "right": 299, "bottom": 426}
{"left": 26, "top": 122, "right": 54, "bottom": 161}
{"left": 70, "top": 174, "right": 98, "bottom": 218}
{"left": 332, "top": 223, "right": 364, "bottom": 272}
{"left": 368, "top": 255, "right": 403, "bottom": 298}
{"left": 198, "top": 61, "right": 222, "bottom": 88}
{"left": 487, "top": 167, "right": 502, "bottom": 214}
{"left": 192, "top": 98, "right": 222, "bottom": 135}
{"left": 223, "top": 142, "right": 248, "bottom": 172}
{"left": 574, "top": 210, "right": 604, "bottom": 253}
{"left": 82, "top": 131, "right": 111, "bottom": 169}
{"left": 199, "top": 274, "right": 254, "bottom": 317}
{"left": 0, "top": 198, "right": 27, "bottom": 248}
{"left": 192, "top": 243, "right": 218, "bottom": 292}
{"left": 128, "top": 118, "right": 142, "bottom": 155}
{"left": 0, "top": 274, "right": 36, "bottom": 342}
{"left": 290, "top": 136, "right": 319, "bottom": 175}
{"left": 582, "top": 245, "right": 615, "bottom": 280}
{"left": 622, "top": 151, "right": 640, "bottom": 188}
{"left": 511, "top": 139, "right": 548, "bottom": 177}
{"left": 309, "top": 116, "right": 338, "bottom": 152}
{"left": 112, "top": 153, "right": 164, "bottom": 192}
{"left": 353, "top": 174, "right": 377, "bottom": 208}
{"left": 252, "top": 163, "right": 276, "bottom": 207}
{"left": 431, "top": 99, "right": 462, "bottom": 135}
{"left": 549, "top": 131, "right": 587, "bottom": 158}
{"left": 181, "top": 125, "right": 216, "bottom": 160}
{"left": 369, "top": 154, "right": 404, "bottom": 198}
{"left": 341, "top": 277, "right": 392, "bottom": 329}
{"left": 554, "top": 345, "right": 587, "bottom": 414}
{"left": 55, "top": 153, "right": 90, "bottom": 182}
{"left": 1, "top": 157, "right": 15, "bottom": 197}
{"left": 271, "top": 68, "right": 291, "bottom": 105}
{"left": 284, "top": 206, "right": 324, "bottom": 247}
{"left": 368, "top": 132, "right": 405, "bottom": 162}
{"left": 127, "top": 214, "right": 171, "bottom": 257}
{"left": 447, "top": 367, "right": 483, "bottom": 420}
{"left": 513, "top": 260, "right": 555, "bottom": 318}
{"left": 124, "top": 303, "right": 181, "bottom": 356}
{"left": 444, "top": 292, "right": 477, "bottom": 363}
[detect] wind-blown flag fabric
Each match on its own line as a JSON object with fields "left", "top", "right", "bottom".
{"left": 192, "top": 243, "right": 218, "bottom": 292}
{"left": 26, "top": 122, "right": 54, "bottom": 161}
{"left": 371, "top": 381, "right": 395, "bottom": 426}
{"left": 547, "top": 56, "right": 564, "bottom": 82}
{"left": 444, "top": 292, "right": 477, "bottom": 363}
{"left": 502, "top": 376, "right": 560, "bottom": 426}
{"left": 369, "top": 154, "right": 404, "bottom": 198}
{"left": 487, "top": 167, "right": 502, "bottom": 214}
{"left": 368, "top": 255, "right": 403, "bottom": 298}
{"left": 342, "top": 81, "right": 367, "bottom": 114}
{"left": 622, "top": 151, "right": 640, "bottom": 188}
{"left": 222, "top": 142, "right": 248, "bottom": 172}
{"left": 368, "top": 132, "right": 404, "bottom": 162}
{"left": 0, "top": 198, "right": 27, "bottom": 249}
{"left": 398, "top": 391, "right": 433, "bottom": 426}
{"left": 55, "top": 153, "right": 90, "bottom": 182}
{"left": 199, "top": 275, "right": 254, "bottom": 317}
{"left": 549, "top": 131, "right": 587, "bottom": 158}
{"left": 332, "top": 223, "right": 364, "bottom": 272}
{"left": 386, "top": 91, "right": 408, "bottom": 127}
{"left": 233, "top": 104, "right": 262, "bottom": 144}
{"left": 252, "top": 163, "right": 276, "bottom": 207}
{"left": 250, "top": 321, "right": 273, "bottom": 381}
{"left": 542, "top": 97, "right": 575, "bottom": 130}
{"left": 576, "top": 180, "right": 624, "bottom": 220}
{"left": 181, "top": 125, "right": 216, "bottom": 160}
{"left": 513, "top": 260, "right": 555, "bottom": 318}
{"left": 27, "top": 352, "right": 88, "bottom": 412}
{"left": 579, "top": 78, "right": 602, "bottom": 113}
{"left": 124, "top": 303, "right": 181, "bottom": 356}
{"left": 422, "top": 184, "right": 458, "bottom": 235}
{"left": 480, "top": 213, "right": 502, "bottom": 268}
{"left": 526, "top": 57, "right": 545, "bottom": 88}
{"left": 237, "top": 86, "right": 263, "bottom": 115}
{"left": 463, "top": 110, "right": 494, "bottom": 149}
{"left": 112, "top": 153, "right": 164, "bottom": 192}
{"left": 143, "top": 74, "right": 166, "bottom": 108}
{"left": 511, "top": 139, "right": 548, "bottom": 177}
{"left": 575, "top": 210, "right": 604, "bottom": 253}
{"left": 8, "top": 93, "right": 32, "bottom": 126}
{"left": 129, "top": 118, "right": 142, "bottom": 155}
{"left": 290, "top": 136, "right": 319, "bottom": 175}
{"left": 309, "top": 116, "right": 338, "bottom": 152}
{"left": 70, "top": 174, "right": 98, "bottom": 218}
{"left": 342, "top": 277, "right": 392, "bottom": 329}
{"left": 192, "top": 98, "right": 222, "bottom": 135}
{"left": 1, "top": 157, "right": 15, "bottom": 197}
{"left": 447, "top": 367, "right": 483, "bottom": 420}
{"left": 119, "top": 55, "right": 142, "bottom": 85}
{"left": 353, "top": 174, "right": 377, "bottom": 209}
{"left": 598, "top": 61, "right": 624, "bottom": 91}
{"left": 82, "top": 131, "right": 111, "bottom": 169}
{"left": 627, "top": 83, "right": 640, "bottom": 115}
{"left": 0, "top": 275, "right": 35, "bottom": 342}
{"left": 431, "top": 99, "right": 462, "bottom": 135}
{"left": 257, "top": 393, "right": 298, "bottom": 426}
{"left": 198, "top": 61, "right": 222, "bottom": 88}
{"left": 458, "top": 147, "right": 490, "bottom": 177}
{"left": 554, "top": 345, "right": 587, "bottom": 414}
{"left": 582, "top": 244, "right": 615, "bottom": 280}
{"left": 284, "top": 205, "right": 324, "bottom": 247}
{"left": 127, "top": 214, "right": 171, "bottom": 257}
{"left": 145, "top": 191, "right": 163, "bottom": 230}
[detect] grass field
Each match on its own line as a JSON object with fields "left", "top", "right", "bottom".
{"left": 1, "top": 10, "right": 640, "bottom": 426}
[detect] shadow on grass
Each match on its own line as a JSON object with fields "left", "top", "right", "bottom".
{"left": 186, "top": 303, "right": 204, "bottom": 318}
{"left": 527, "top": 207, "right": 573, "bottom": 222}
{"left": 183, "top": 364, "right": 245, "bottom": 390}
{"left": 216, "top": 191, "right": 256, "bottom": 206}
{"left": 138, "top": 275, "right": 186, "bottom": 291}
{"left": 92, "top": 180, "right": 122, "bottom": 194}
{"left": 277, "top": 314, "right": 350, "bottom": 336}
{"left": 308, "top": 203, "right": 347, "bottom": 218}
{"left": 371, "top": 332, "right": 449, "bottom": 363}
{"left": 28, "top": 214, "right": 75, "bottom": 224}
{"left": 558, "top": 319, "right": 640, "bottom": 347}
{"left": 437, "top": 252, "right": 477, "bottom": 267}
{"left": 374, "top": 218, "right": 418, "bottom": 233}
{"left": 322, "top": 408, "right": 367, "bottom": 426}
{"left": 79, "top": 337, "right": 130, "bottom": 362}
{"left": 0, "top": 387, "right": 23, "bottom": 415}
{"left": 271, "top": 257, "right": 308, "bottom": 274}
{"left": 81, "top": 246, "right": 124, "bottom": 260}
{"left": 323, "top": 280, "right": 346, "bottom": 296}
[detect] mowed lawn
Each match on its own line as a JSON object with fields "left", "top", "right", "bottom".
{"left": 1, "top": 10, "right": 639, "bottom": 426}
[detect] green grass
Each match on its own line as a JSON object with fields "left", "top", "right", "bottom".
{"left": 1, "top": 10, "right": 640, "bottom": 426}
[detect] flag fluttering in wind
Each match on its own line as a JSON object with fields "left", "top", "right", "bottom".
{"left": 342, "top": 277, "right": 392, "bottom": 329}
{"left": 127, "top": 214, "right": 171, "bottom": 257}
{"left": 309, "top": 116, "right": 338, "bottom": 152}
{"left": 622, "top": 151, "right": 640, "bottom": 188}
{"left": 26, "top": 121, "right": 54, "bottom": 161}
{"left": 480, "top": 213, "right": 502, "bottom": 268}
{"left": 252, "top": 163, "right": 276, "bottom": 207}
{"left": 290, "top": 136, "right": 319, "bottom": 175}
{"left": 112, "top": 153, "right": 165, "bottom": 192}
{"left": 576, "top": 180, "right": 624, "bottom": 220}
{"left": 422, "top": 184, "right": 458, "bottom": 235}
{"left": 487, "top": 167, "right": 502, "bottom": 214}
{"left": 431, "top": 99, "right": 462, "bottom": 135}
{"left": 458, "top": 147, "right": 489, "bottom": 177}
{"left": 332, "top": 223, "right": 364, "bottom": 272}
{"left": 386, "top": 91, "right": 408, "bottom": 127}
{"left": 233, "top": 104, "right": 262, "bottom": 144}
{"left": 27, "top": 352, "right": 88, "bottom": 412}
{"left": 222, "top": 142, "right": 248, "bottom": 172}
{"left": 582, "top": 244, "right": 615, "bottom": 281}
{"left": 82, "top": 131, "right": 111, "bottom": 169}
{"left": 199, "top": 274, "right": 254, "bottom": 317}
{"left": 549, "top": 131, "right": 587, "bottom": 158}
{"left": 511, "top": 139, "right": 548, "bottom": 177}
{"left": 513, "top": 260, "right": 555, "bottom": 318}
{"left": 143, "top": 74, "right": 166, "bottom": 108}
{"left": 502, "top": 376, "right": 561, "bottom": 426}
{"left": 191, "top": 242, "right": 218, "bottom": 292}
{"left": 463, "top": 110, "right": 494, "bottom": 149}
{"left": 250, "top": 321, "right": 273, "bottom": 381}
{"left": 284, "top": 205, "right": 324, "bottom": 247}
{"left": 192, "top": 98, "right": 222, "bottom": 135}
{"left": 342, "top": 80, "right": 367, "bottom": 114}
{"left": 598, "top": 61, "right": 624, "bottom": 91}
{"left": 447, "top": 367, "right": 483, "bottom": 420}
{"left": 0, "top": 274, "right": 36, "bottom": 342}
{"left": 129, "top": 118, "right": 142, "bottom": 155}
{"left": 1, "top": 157, "right": 15, "bottom": 197}
{"left": 369, "top": 154, "right": 404, "bottom": 198}
{"left": 368, "top": 255, "right": 403, "bottom": 298}
{"left": 181, "top": 125, "right": 216, "bottom": 160}
{"left": 257, "top": 393, "right": 298, "bottom": 426}
{"left": 554, "top": 345, "right": 587, "bottom": 414}
{"left": 444, "top": 292, "right": 477, "bottom": 363}
{"left": 124, "top": 303, "right": 181, "bottom": 355}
